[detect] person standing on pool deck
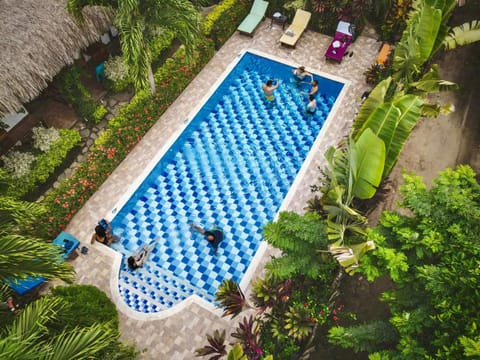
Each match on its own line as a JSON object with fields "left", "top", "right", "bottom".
{"left": 190, "top": 223, "right": 224, "bottom": 254}
{"left": 262, "top": 79, "right": 279, "bottom": 102}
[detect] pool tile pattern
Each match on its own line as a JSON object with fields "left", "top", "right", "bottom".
{"left": 65, "top": 20, "right": 379, "bottom": 358}
{"left": 112, "top": 55, "right": 340, "bottom": 312}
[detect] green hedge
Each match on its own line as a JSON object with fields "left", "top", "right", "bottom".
{"left": 39, "top": 38, "right": 215, "bottom": 235}
{"left": 202, "top": 0, "right": 252, "bottom": 49}
{"left": 56, "top": 66, "right": 108, "bottom": 124}
{"left": 6, "top": 129, "right": 81, "bottom": 198}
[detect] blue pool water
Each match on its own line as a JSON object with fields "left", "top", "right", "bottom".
{"left": 110, "top": 51, "right": 344, "bottom": 313}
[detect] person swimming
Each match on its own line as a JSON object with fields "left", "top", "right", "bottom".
{"left": 127, "top": 243, "right": 155, "bottom": 270}
{"left": 190, "top": 223, "right": 224, "bottom": 254}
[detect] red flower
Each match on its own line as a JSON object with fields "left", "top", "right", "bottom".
{"left": 333, "top": 316, "right": 338, "bottom": 321}
{"left": 304, "top": 302, "right": 308, "bottom": 307}
{"left": 332, "top": 309, "right": 337, "bottom": 315}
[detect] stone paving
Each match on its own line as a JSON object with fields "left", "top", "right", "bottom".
{"left": 64, "top": 20, "right": 380, "bottom": 359}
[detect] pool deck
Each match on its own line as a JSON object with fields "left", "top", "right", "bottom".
{"left": 66, "top": 21, "right": 379, "bottom": 359}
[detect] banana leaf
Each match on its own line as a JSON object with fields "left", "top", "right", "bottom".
{"left": 392, "top": 29, "right": 422, "bottom": 82}
{"left": 353, "top": 95, "right": 422, "bottom": 179}
{"left": 415, "top": 3, "right": 442, "bottom": 64}
{"left": 383, "top": 95, "right": 423, "bottom": 177}
{"left": 408, "top": 65, "right": 458, "bottom": 94}
{"left": 353, "top": 77, "right": 392, "bottom": 138}
{"left": 329, "top": 241, "right": 376, "bottom": 274}
{"left": 443, "top": 20, "right": 480, "bottom": 50}
{"left": 350, "top": 128, "right": 385, "bottom": 200}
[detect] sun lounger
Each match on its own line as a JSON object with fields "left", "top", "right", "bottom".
{"left": 279, "top": 9, "right": 311, "bottom": 48}
{"left": 7, "top": 232, "right": 80, "bottom": 295}
{"left": 376, "top": 43, "right": 392, "bottom": 67}
{"left": 237, "top": 0, "right": 269, "bottom": 36}
{"left": 324, "top": 20, "right": 355, "bottom": 62}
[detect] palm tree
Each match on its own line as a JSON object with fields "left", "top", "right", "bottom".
{"left": 0, "top": 169, "right": 73, "bottom": 287}
{"left": 68, "top": 0, "right": 201, "bottom": 94}
{"left": 0, "top": 297, "right": 117, "bottom": 359}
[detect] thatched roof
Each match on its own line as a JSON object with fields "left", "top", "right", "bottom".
{"left": 0, "top": 0, "right": 114, "bottom": 117}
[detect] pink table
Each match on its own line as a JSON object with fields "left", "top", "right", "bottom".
{"left": 324, "top": 32, "right": 352, "bottom": 62}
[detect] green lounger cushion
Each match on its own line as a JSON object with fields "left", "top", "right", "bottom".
{"left": 238, "top": 0, "right": 269, "bottom": 35}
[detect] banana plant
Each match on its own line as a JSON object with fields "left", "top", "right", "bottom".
{"left": 329, "top": 241, "right": 376, "bottom": 275}
{"left": 353, "top": 94, "right": 423, "bottom": 178}
{"left": 392, "top": 0, "right": 456, "bottom": 82}
{"left": 321, "top": 129, "right": 385, "bottom": 245}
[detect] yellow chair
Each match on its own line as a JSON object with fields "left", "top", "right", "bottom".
{"left": 279, "top": 9, "right": 311, "bottom": 48}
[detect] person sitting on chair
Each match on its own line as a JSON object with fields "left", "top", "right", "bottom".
{"left": 91, "top": 219, "right": 114, "bottom": 245}
{"left": 190, "top": 223, "right": 224, "bottom": 254}
{"left": 127, "top": 244, "right": 153, "bottom": 270}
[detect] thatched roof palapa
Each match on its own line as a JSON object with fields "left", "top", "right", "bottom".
{"left": 0, "top": 0, "right": 114, "bottom": 117}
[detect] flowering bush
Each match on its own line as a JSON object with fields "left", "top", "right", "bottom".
{"left": 39, "top": 38, "right": 215, "bottom": 236}
{"left": 104, "top": 56, "right": 129, "bottom": 83}
{"left": 1, "top": 151, "right": 36, "bottom": 178}
{"left": 32, "top": 127, "right": 60, "bottom": 152}
{"left": 5, "top": 129, "right": 81, "bottom": 198}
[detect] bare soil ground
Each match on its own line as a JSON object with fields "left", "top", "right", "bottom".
{"left": 311, "top": 2, "right": 480, "bottom": 358}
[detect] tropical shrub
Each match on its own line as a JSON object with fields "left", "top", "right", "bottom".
{"left": 0, "top": 170, "right": 74, "bottom": 295}
{"left": 262, "top": 211, "right": 336, "bottom": 281}
{"left": 39, "top": 38, "right": 215, "bottom": 236}
{"left": 377, "top": 0, "right": 413, "bottom": 42}
{"left": 0, "top": 297, "right": 119, "bottom": 359}
{"left": 1, "top": 151, "right": 36, "bottom": 178}
{"left": 206, "top": 270, "right": 340, "bottom": 359}
{"left": 49, "top": 285, "right": 139, "bottom": 359}
{"left": 328, "top": 321, "right": 398, "bottom": 353}
{"left": 202, "top": 0, "right": 251, "bottom": 49}
{"left": 104, "top": 56, "right": 133, "bottom": 93}
{"left": 56, "top": 65, "right": 107, "bottom": 124}
{"left": 307, "top": 0, "right": 371, "bottom": 36}
{"left": 4, "top": 129, "right": 81, "bottom": 198}
{"left": 149, "top": 30, "right": 176, "bottom": 71}
{"left": 359, "top": 166, "right": 480, "bottom": 359}
{"left": 32, "top": 127, "right": 60, "bottom": 152}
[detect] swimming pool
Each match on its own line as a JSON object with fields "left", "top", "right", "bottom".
{"left": 110, "top": 51, "right": 344, "bottom": 314}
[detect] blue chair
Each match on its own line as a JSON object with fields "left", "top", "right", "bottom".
{"left": 7, "top": 232, "right": 80, "bottom": 295}
{"left": 95, "top": 62, "right": 106, "bottom": 81}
